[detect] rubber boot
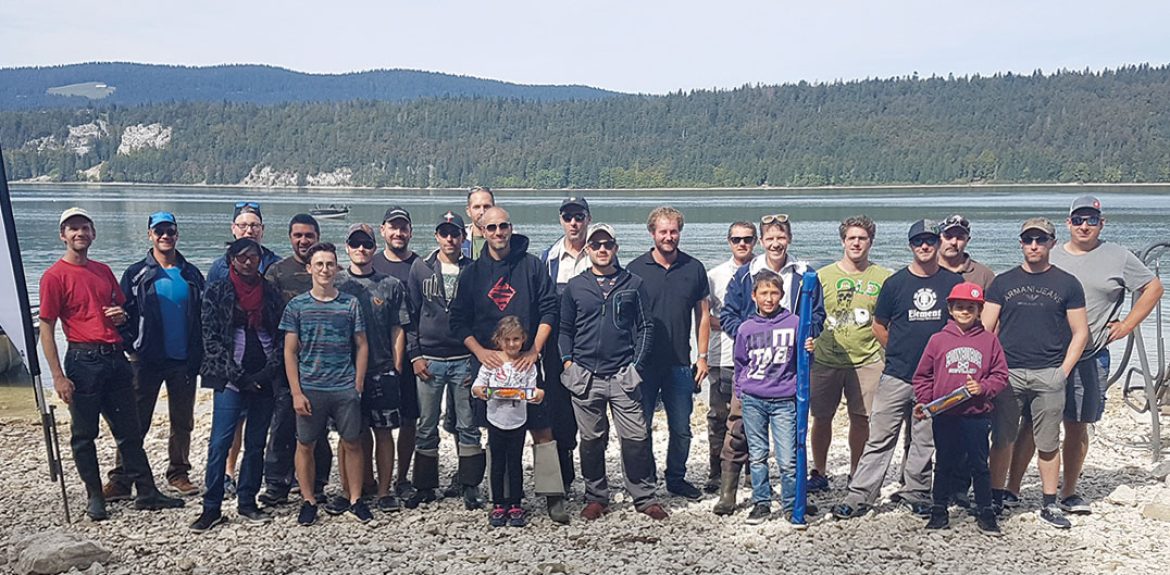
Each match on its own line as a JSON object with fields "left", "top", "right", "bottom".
{"left": 85, "top": 484, "right": 109, "bottom": 522}
{"left": 558, "top": 445, "right": 575, "bottom": 494}
{"left": 457, "top": 445, "right": 486, "bottom": 510}
{"left": 406, "top": 451, "right": 440, "bottom": 509}
{"left": 712, "top": 470, "right": 740, "bottom": 516}
{"left": 534, "top": 441, "right": 569, "bottom": 524}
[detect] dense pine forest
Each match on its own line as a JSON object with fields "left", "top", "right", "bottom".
{"left": 3, "top": 65, "right": 1169, "bottom": 188}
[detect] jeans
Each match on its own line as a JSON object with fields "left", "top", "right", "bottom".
{"left": 639, "top": 364, "right": 695, "bottom": 486}
{"left": 263, "top": 383, "right": 331, "bottom": 495}
{"left": 931, "top": 414, "right": 992, "bottom": 510}
{"left": 741, "top": 394, "right": 797, "bottom": 510}
{"left": 110, "top": 358, "right": 196, "bottom": 486}
{"left": 416, "top": 358, "right": 480, "bottom": 452}
{"left": 203, "top": 387, "right": 274, "bottom": 511}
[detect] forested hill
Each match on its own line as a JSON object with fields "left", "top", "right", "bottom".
{"left": 0, "top": 63, "right": 620, "bottom": 110}
{"left": 3, "top": 65, "right": 1170, "bottom": 188}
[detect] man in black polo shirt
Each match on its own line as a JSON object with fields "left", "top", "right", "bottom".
{"left": 627, "top": 206, "right": 711, "bottom": 500}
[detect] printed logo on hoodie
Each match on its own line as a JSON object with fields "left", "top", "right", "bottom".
{"left": 488, "top": 277, "right": 517, "bottom": 311}
{"left": 945, "top": 346, "right": 983, "bottom": 375}
{"left": 745, "top": 327, "right": 796, "bottom": 380}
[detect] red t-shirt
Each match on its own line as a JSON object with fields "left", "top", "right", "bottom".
{"left": 39, "top": 259, "right": 125, "bottom": 345}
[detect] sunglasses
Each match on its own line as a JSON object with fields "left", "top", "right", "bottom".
{"left": 728, "top": 235, "right": 756, "bottom": 245}
{"left": 942, "top": 214, "right": 969, "bottom": 229}
{"left": 1070, "top": 215, "right": 1101, "bottom": 226}
{"left": 235, "top": 201, "right": 260, "bottom": 209}
{"left": 909, "top": 235, "right": 940, "bottom": 248}
{"left": 437, "top": 227, "right": 463, "bottom": 239}
{"left": 153, "top": 226, "right": 177, "bottom": 237}
{"left": 233, "top": 222, "right": 263, "bottom": 231}
{"left": 588, "top": 240, "right": 616, "bottom": 251}
{"left": 561, "top": 212, "right": 588, "bottom": 223}
{"left": 1020, "top": 234, "right": 1052, "bottom": 245}
{"left": 347, "top": 239, "right": 375, "bottom": 250}
{"left": 761, "top": 214, "right": 789, "bottom": 225}
{"left": 483, "top": 222, "right": 512, "bottom": 233}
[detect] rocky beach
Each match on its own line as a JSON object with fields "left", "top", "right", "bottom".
{"left": 2, "top": 390, "right": 1168, "bottom": 575}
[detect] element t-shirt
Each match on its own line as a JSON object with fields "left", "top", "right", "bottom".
{"left": 873, "top": 267, "right": 962, "bottom": 381}
{"left": 986, "top": 265, "right": 1086, "bottom": 369}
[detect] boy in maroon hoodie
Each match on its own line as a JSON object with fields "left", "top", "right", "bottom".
{"left": 912, "top": 282, "right": 1008, "bottom": 535}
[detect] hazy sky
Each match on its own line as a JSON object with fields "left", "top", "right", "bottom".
{"left": 2, "top": 1, "right": 1168, "bottom": 94}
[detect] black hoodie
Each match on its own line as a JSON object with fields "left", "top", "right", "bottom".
{"left": 406, "top": 249, "right": 473, "bottom": 361}
{"left": 450, "top": 234, "right": 558, "bottom": 355}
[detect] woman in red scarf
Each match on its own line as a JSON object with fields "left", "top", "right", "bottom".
{"left": 191, "top": 238, "right": 284, "bottom": 533}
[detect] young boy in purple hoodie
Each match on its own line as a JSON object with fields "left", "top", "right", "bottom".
{"left": 734, "top": 271, "right": 812, "bottom": 526}
{"left": 912, "top": 282, "right": 1009, "bottom": 535}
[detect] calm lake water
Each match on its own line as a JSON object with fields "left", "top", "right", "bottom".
{"left": 3, "top": 183, "right": 1169, "bottom": 415}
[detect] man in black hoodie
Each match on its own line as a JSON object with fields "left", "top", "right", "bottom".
{"left": 450, "top": 207, "right": 569, "bottom": 524}
{"left": 559, "top": 223, "right": 666, "bottom": 520}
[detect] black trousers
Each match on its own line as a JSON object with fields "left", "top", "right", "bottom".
{"left": 488, "top": 425, "right": 525, "bottom": 506}
{"left": 109, "top": 358, "right": 196, "bottom": 485}
{"left": 931, "top": 414, "right": 992, "bottom": 510}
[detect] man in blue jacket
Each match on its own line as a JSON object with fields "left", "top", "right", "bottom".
{"left": 205, "top": 202, "right": 281, "bottom": 285}
{"left": 559, "top": 224, "right": 666, "bottom": 520}
{"left": 107, "top": 211, "right": 206, "bottom": 499}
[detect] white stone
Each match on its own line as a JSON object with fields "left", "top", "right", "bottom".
{"left": 116, "top": 123, "right": 172, "bottom": 155}
{"left": 1105, "top": 484, "right": 1139, "bottom": 506}
{"left": 11, "top": 531, "right": 111, "bottom": 575}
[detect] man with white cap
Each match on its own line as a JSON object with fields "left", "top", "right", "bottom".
{"left": 559, "top": 223, "right": 666, "bottom": 520}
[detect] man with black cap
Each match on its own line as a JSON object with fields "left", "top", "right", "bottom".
{"left": 538, "top": 196, "right": 593, "bottom": 493}
{"left": 559, "top": 223, "right": 667, "bottom": 520}
{"left": 371, "top": 206, "right": 422, "bottom": 498}
{"left": 1043, "top": 198, "right": 1161, "bottom": 514}
{"left": 106, "top": 212, "right": 206, "bottom": 501}
{"left": 832, "top": 219, "right": 961, "bottom": 520}
{"left": 405, "top": 211, "right": 482, "bottom": 507}
{"left": 206, "top": 202, "right": 281, "bottom": 284}
{"left": 937, "top": 214, "right": 996, "bottom": 289}
{"left": 335, "top": 223, "right": 410, "bottom": 512}
{"left": 39, "top": 207, "right": 184, "bottom": 520}
{"left": 982, "top": 217, "right": 1088, "bottom": 529}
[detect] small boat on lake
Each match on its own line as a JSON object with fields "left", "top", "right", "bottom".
{"left": 310, "top": 204, "right": 350, "bottom": 219}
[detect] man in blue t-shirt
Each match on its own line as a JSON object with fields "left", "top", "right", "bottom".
{"left": 280, "top": 243, "right": 370, "bottom": 526}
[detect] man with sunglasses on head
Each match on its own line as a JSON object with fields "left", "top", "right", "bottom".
{"left": 1043, "top": 197, "right": 1160, "bottom": 514}
{"left": 937, "top": 214, "right": 995, "bottom": 289}
{"left": 982, "top": 218, "right": 1089, "bottom": 529}
{"left": 206, "top": 202, "right": 281, "bottom": 285}
{"left": 832, "top": 220, "right": 960, "bottom": 520}
{"left": 105, "top": 212, "right": 206, "bottom": 502}
{"left": 703, "top": 222, "right": 756, "bottom": 494}
{"left": 717, "top": 213, "right": 823, "bottom": 512}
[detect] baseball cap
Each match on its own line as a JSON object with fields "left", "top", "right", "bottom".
{"left": 1069, "top": 195, "right": 1102, "bottom": 216}
{"left": 907, "top": 219, "right": 939, "bottom": 241}
{"left": 59, "top": 207, "right": 93, "bottom": 226}
{"left": 383, "top": 206, "right": 411, "bottom": 224}
{"left": 1020, "top": 217, "right": 1056, "bottom": 237}
{"left": 586, "top": 223, "right": 617, "bottom": 242}
{"left": 560, "top": 196, "right": 590, "bottom": 213}
{"left": 148, "top": 211, "right": 177, "bottom": 229}
{"left": 436, "top": 211, "right": 465, "bottom": 231}
{"left": 346, "top": 223, "right": 375, "bottom": 242}
{"left": 946, "top": 282, "right": 985, "bottom": 304}
{"left": 939, "top": 214, "right": 970, "bottom": 234}
{"left": 232, "top": 201, "right": 262, "bottom": 221}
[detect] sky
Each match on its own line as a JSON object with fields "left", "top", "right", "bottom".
{"left": 2, "top": 1, "right": 1168, "bottom": 94}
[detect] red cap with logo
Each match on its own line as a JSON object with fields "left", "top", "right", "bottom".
{"left": 946, "top": 282, "right": 984, "bottom": 304}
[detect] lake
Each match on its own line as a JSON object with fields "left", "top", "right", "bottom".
{"left": 3, "top": 183, "right": 1169, "bottom": 416}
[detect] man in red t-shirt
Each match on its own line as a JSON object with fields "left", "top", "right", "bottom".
{"left": 38, "top": 207, "right": 184, "bottom": 521}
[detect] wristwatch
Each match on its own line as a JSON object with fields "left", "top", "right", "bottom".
{"left": 698, "top": 353, "right": 708, "bottom": 360}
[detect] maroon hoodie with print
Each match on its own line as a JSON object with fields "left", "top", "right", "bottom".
{"left": 912, "top": 320, "right": 1009, "bottom": 416}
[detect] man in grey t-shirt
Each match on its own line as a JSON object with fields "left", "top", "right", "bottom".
{"left": 1042, "top": 195, "right": 1162, "bottom": 514}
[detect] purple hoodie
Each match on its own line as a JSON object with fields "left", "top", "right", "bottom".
{"left": 733, "top": 309, "right": 800, "bottom": 399}
{"left": 912, "top": 320, "right": 1009, "bottom": 416}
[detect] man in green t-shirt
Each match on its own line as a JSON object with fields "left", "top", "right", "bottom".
{"left": 808, "top": 215, "right": 893, "bottom": 492}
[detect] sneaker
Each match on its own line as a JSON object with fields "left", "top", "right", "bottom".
{"left": 404, "top": 489, "right": 437, "bottom": 509}
{"left": 950, "top": 490, "right": 971, "bottom": 509}
{"left": 135, "top": 491, "right": 185, "bottom": 510}
{"left": 297, "top": 502, "right": 319, "bottom": 527}
{"left": 1001, "top": 491, "right": 1021, "bottom": 508}
{"left": 807, "top": 470, "right": 831, "bottom": 493}
{"left": 641, "top": 503, "right": 669, "bottom": 520}
{"left": 976, "top": 510, "right": 1003, "bottom": 536}
{"left": 925, "top": 507, "right": 949, "bottom": 530}
{"left": 324, "top": 495, "right": 351, "bottom": 516}
{"left": 899, "top": 500, "right": 933, "bottom": 518}
{"left": 102, "top": 481, "right": 133, "bottom": 502}
{"left": 258, "top": 487, "right": 289, "bottom": 507}
{"left": 395, "top": 481, "right": 418, "bottom": 501}
{"left": 703, "top": 475, "right": 721, "bottom": 494}
{"left": 581, "top": 502, "right": 608, "bottom": 520}
{"left": 1059, "top": 494, "right": 1091, "bottom": 515}
{"left": 237, "top": 507, "right": 272, "bottom": 524}
{"left": 489, "top": 505, "right": 508, "bottom": 528}
{"left": 189, "top": 509, "right": 226, "bottom": 533}
{"left": 746, "top": 503, "right": 771, "bottom": 525}
{"left": 667, "top": 480, "right": 703, "bottom": 501}
{"left": 830, "top": 502, "right": 869, "bottom": 520}
{"left": 223, "top": 475, "right": 237, "bottom": 500}
{"left": 348, "top": 500, "right": 374, "bottom": 524}
{"left": 1039, "top": 504, "right": 1072, "bottom": 529}
{"left": 377, "top": 495, "right": 402, "bottom": 513}
{"left": 507, "top": 506, "right": 528, "bottom": 527}
{"left": 169, "top": 476, "right": 200, "bottom": 497}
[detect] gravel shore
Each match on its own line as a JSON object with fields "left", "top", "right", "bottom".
{"left": 1, "top": 389, "right": 1168, "bottom": 575}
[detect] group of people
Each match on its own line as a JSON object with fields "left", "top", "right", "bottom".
{"left": 38, "top": 189, "right": 1162, "bottom": 535}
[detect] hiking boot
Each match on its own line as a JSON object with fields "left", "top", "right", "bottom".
{"left": 925, "top": 506, "right": 949, "bottom": 530}
{"left": 1001, "top": 491, "right": 1021, "bottom": 508}
{"left": 703, "top": 475, "right": 721, "bottom": 494}
{"left": 86, "top": 494, "right": 109, "bottom": 522}
{"left": 641, "top": 503, "right": 669, "bottom": 520}
{"left": 807, "top": 470, "right": 831, "bottom": 493}
{"left": 1039, "top": 503, "right": 1072, "bottom": 529}
{"left": 324, "top": 495, "right": 350, "bottom": 516}
{"left": 462, "top": 485, "right": 485, "bottom": 510}
{"left": 712, "top": 471, "right": 739, "bottom": 516}
{"left": 1059, "top": 494, "right": 1091, "bottom": 515}
{"left": 258, "top": 487, "right": 289, "bottom": 507}
{"left": 667, "top": 480, "right": 703, "bottom": 501}
{"left": 830, "top": 502, "right": 869, "bottom": 520}
{"left": 102, "top": 481, "right": 133, "bottom": 502}
{"left": 223, "top": 475, "right": 237, "bottom": 500}
{"left": 581, "top": 501, "right": 608, "bottom": 520}
{"left": 169, "top": 476, "right": 199, "bottom": 497}
{"left": 297, "top": 502, "right": 319, "bottom": 526}
{"left": 135, "top": 491, "right": 185, "bottom": 510}
{"left": 746, "top": 503, "right": 771, "bottom": 525}
{"left": 489, "top": 505, "right": 508, "bottom": 527}
{"left": 237, "top": 507, "right": 272, "bottom": 524}
{"left": 976, "top": 509, "right": 1003, "bottom": 536}
{"left": 348, "top": 500, "right": 374, "bottom": 524}
{"left": 546, "top": 495, "right": 570, "bottom": 525}
{"left": 189, "top": 509, "right": 225, "bottom": 533}
{"left": 404, "top": 489, "right": 437, "bottom": 509}
{"left": 507, "top": 506, "right": 528, "bottom": 527}
{"left": 377, "top": 495, "right": 402, "bottom": 513}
